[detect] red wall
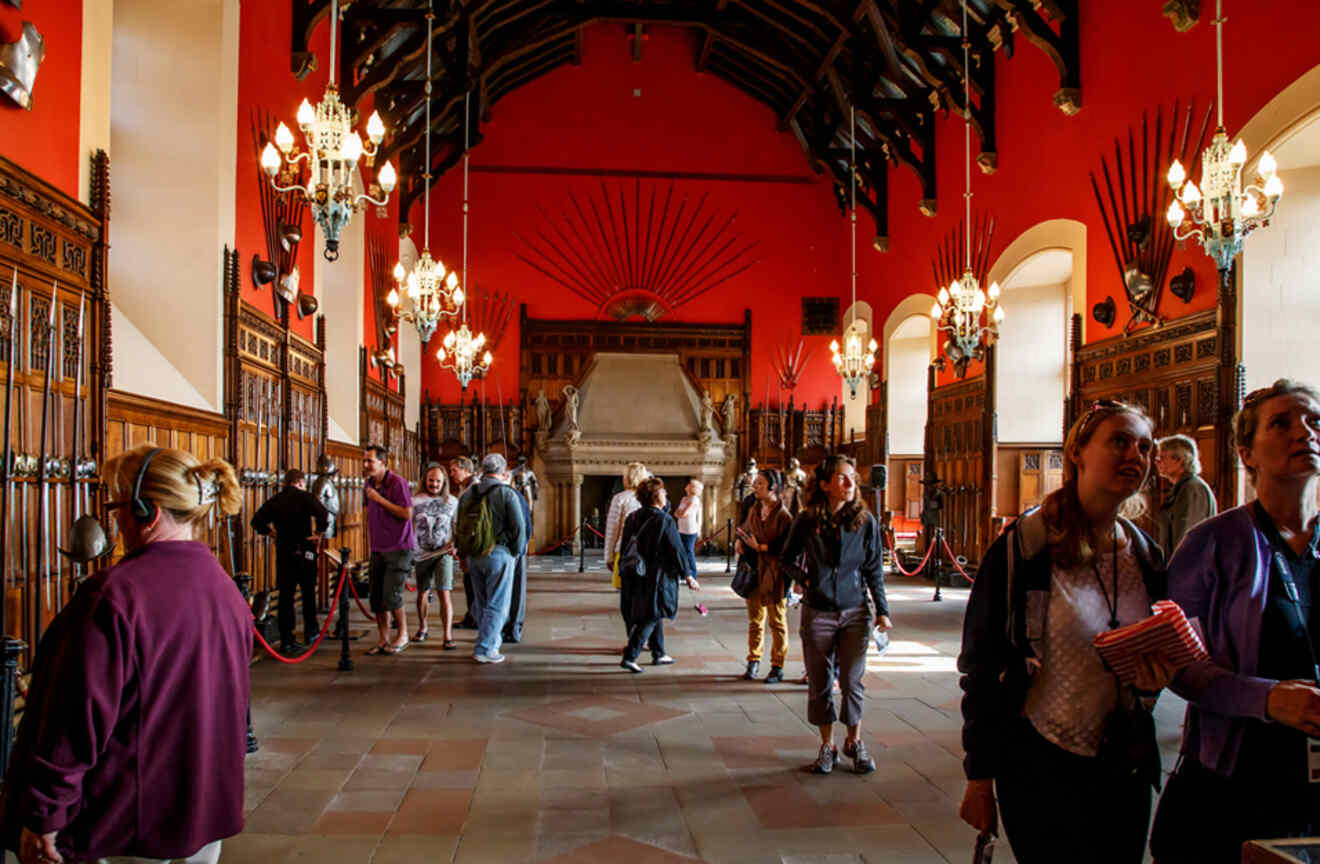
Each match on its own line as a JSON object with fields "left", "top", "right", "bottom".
{"left": 405, "top": 5, "right": 1320, "bottom": 406}
{"left": 0, "top": 0, "right": 83, "bottom": 199}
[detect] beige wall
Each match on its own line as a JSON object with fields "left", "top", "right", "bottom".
{"left": 317, "top": 199, "right": 366, "bottom": 444}
{"left": 1242, "top": 164, "right": 1320, "bottom": 391}
{"left": 108, "top": 0, "right": 239, "bottom": 411}
{"left": 397, "top": 235, "right": 422, "bottom": 432}
{"left": 996, "top": 278, "right": 1068, "bottom": 443}
{"left": 78, "top": 0, "right": 114, "bottom": 205}
{"left": 887, "top": 323, "right": 930, "bottom": 456}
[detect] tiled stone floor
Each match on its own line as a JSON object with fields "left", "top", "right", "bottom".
{"left": 235, "top": 553, "right": 1187, "bottom": 863}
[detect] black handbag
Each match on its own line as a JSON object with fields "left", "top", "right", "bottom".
{"left": 1097, "top": 694, "right": 1161, "bottom": 788}
{"left": 731, "top": 557, "right": 758, "bottom": 598}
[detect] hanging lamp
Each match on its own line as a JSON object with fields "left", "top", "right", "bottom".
{"left": 437, "top": 90, "right": 492, "bottom": 390}
{"left": 830, "top": 106, "right": 877, "bottom": 400}
{"left": 387, "top": 4, "right": 463, "bottom": 343}
{"left": 931, "top": 0, "right": 1003, "bottom": 375}
{"left": 260, "top": 0, "right": 396, "bottom": 262}
{"left": 1165, "top": 0, "right": 1282, "bottom": 272}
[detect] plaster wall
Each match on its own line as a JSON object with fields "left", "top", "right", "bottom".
{"left": 77, "top": 0, "right": 113, "bottom": 204}
{"left": 109, "top": 303, "right": 213, "bottom": 411}
{"left": 319, "top": 200, "right": 366, "bottom": 445}
{"left": 108, "top": 0, "right": 238, "bottom": 412}
{"left": 887, "top": 328, "right": 930, "bottom": 456}
{"left": 996, "top": 279, "right": 1067, "bottom": 443}
{"left": 1242, "top": 164, "right": 1320, "bottom": 390}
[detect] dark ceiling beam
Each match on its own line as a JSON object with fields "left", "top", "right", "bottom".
{"left": 992, "top": 0, "right": 1080, "bottom": 114}
{"left": 776, "top": 0, "right": 869, "bottom": 131}
{"left": 290, "top": 0, "right": 329, "bottom": 79}
{"left": 695, "top": 30, "right": 714, "bottom": 72}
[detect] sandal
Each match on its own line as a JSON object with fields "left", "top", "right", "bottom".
{"left": 413, "top": 629, "right": 430, "bottom": 642}
{"left": 366, "top": 644, "right": 388, "bottom": 656}
{"left": 388, "top": 638, "right": 409, "bottom": 655}
{"left": 442, "top": 639, "right": 458, "bottom": 650}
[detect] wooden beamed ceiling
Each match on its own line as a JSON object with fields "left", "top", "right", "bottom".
{"left": 289, "top": 0, "right": 1080, "bottom": 247}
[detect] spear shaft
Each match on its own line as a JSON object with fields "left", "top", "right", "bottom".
{"left": 0, "top": 272, "right": 17, "bottom": 640}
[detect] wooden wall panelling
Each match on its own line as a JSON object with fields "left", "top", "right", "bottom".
{"left": 0, "top": 154, "right": 109, "bottom": 664}
{"left": 518, "top": 306, "right": 752, "bottom": 460}
{"left": 1073, "top": 308, "right": 1229, "bottom": 518}
{"left": 925, "top": 368, "right": 992, "bottom": 563}
{"left": 746, "top": 400, "right": 844, "bottom": 470}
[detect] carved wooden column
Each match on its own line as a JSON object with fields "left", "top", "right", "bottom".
{"left": 982, "top": 344, "right": 998, "bottom": 558}
{"left": 1066, "top": 312, "right": 1083, "bottom": 439}
{"left": 1215, "top": 263, "right": 1241, "bottom": 509}
{"left": 921, "top": 363, "right": 937, "bottom": 555}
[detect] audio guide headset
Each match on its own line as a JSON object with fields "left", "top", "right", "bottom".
{"left": 130, "top": 447, "right": 163, "bottom": 523}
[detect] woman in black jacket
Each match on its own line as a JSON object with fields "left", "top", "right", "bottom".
{"left": 620, "top": 477, "right": 699, "bottom": 673}
{"left": 780, "top": 454, "right": 891, "bottom": 775}
{"left": 957, "top": 400, "right": 1176, "bottom": 864}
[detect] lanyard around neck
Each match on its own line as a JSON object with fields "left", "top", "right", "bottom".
{"left": 1253, "top": 502, "right": 1320, "bottom": 684}
{"left": 1091, "top": 525, "right": 1120, "bottom": 631}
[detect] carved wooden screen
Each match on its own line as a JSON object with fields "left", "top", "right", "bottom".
{"left": 926, "top": 371, "right": 992, "bottom": 563}
{"left": 418, "top": 393, "right": 523, "bottom": 463}
{"left": 1070, "top": 308, "right": 1230, "bottom": 520}
{"left": 359, "top": 349, "right": 413, "bottom": 478}
{"left": 223, "top": 256, "right": 328, "bottom": 598}
{"left": 519, "top": 307, "right": 751, "bottom": 456}
{"left": 747, "top": 399, "right": 845, "bottom": 469}
{"left": 0, "top": 154, "right": 110, "bottom": 659}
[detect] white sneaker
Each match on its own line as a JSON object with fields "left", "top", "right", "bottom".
{"left": 474, "top": 652, "right": 506, "bottom": 664}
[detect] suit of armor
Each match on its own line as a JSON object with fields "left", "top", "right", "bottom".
{"left": 310, "top": 455, "right": 341, "bottom": 539}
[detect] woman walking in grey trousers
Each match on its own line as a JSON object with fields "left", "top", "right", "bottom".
{"left": 780, "top": 454, "right": 892, "bottom": 774}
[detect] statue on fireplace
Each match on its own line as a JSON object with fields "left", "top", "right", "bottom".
{"left": 534, "top": 388, "right": 552, "bottom": 448}
{"left": 562, "top": 385, "right": 581, "bottom": 444}
{"left": 720, "top": 393, "right": 737, "bottom": 435}
{"left": 699, "top": 390, "right": 716, "bottom": 445}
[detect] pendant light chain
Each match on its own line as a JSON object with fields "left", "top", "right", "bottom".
{"left": 423, "top": 4, "right": 432, "bottom": 246}
{"left": 850, "top": 105, "right": 857, "bottom": 332}
{"left": 329, "top": 0, "right": 337, "bottom": 87}
{"left": 462, "top": 89, "right": 470, "bottom": 326}
{"left": 1215, "top": 0, "right": 1224, "bottom": 128}
{"left": 962, "top": 0, "right": 971, "bottom": 271}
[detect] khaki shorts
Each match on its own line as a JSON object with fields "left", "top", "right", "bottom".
{"left": 416, "top": 553, "right": 454, "bottom": 592}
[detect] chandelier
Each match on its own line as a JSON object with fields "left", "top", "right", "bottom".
{"left": 932, "top": 0, "right": 1003, "bottom": 374}
{"left": 1164, "top": 0, "right": 1282, "bottom": 272}
{"left": 437, "top": 91, "right": 491, "bottom": 390}
{"left": 259, "top": 0, "right": 395, "bottom": 262}
{"left": 830, "top": 106, "right": 877, "bottom": 400}
{"left": 387, "top": 6, "right": 462, "bottom": 343}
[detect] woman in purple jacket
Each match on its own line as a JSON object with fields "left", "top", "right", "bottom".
{"left": 3, "top": 445, "right": 251, "bottom": 864}
{"left": 1152, "top": 379, "right": 1320, "bottom": 862}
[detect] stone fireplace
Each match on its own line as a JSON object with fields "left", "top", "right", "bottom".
{"left": 534, "top": 353, "right": 734, "bottom": 551}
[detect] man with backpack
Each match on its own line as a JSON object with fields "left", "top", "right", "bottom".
{"left": 454, "top": 453, "right": 527, "bottom": 663}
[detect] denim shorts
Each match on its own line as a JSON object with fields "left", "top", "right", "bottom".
{"left": 416, "top": 553, "right": 454, "bottom": 592}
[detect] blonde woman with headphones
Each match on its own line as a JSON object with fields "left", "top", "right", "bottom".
{"left": 2, "top": 445, "right": 250, "bottom": 864}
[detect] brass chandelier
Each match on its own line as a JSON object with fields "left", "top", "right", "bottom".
{"left": 932, "top": 0, "right": 1003, "bottom": 372}
{"left": 437, "top": 91, "right": 492, "bottom": 390}
{"left": 260, "top": 0, "right": 395, "bottom": 261}
{"left": 387, "top": 4, "right": 463, "bottom": 343}
{"left": 1164, "top": 0, "right": 1283, "bottom": 272}
{"left": 830, "top": 106, "right": 877, "bottom": 400}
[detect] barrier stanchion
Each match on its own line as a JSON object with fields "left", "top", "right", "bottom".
{"left": 725, "top": 518, "right": 732, "bottom": 573}
{"left": 932, "top": 527, "right": 945, "bottom": 602}
{"left": 234, "top": 570, "right": 259, "bottom": 754}
{"left": 579, "top": 519, "right": 586, "bottom": 573}
{"left": 337, "top": 547, "right": 353, "bottom": 672}
{"left": 0, "top": 636, "right": 23, "bottom": 778}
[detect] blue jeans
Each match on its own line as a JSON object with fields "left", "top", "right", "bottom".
{"left": 679, "top": 532, "right": 698, "bottom": 579}
{"left": 469, "top": 546, "right": 516, "bottom": 657}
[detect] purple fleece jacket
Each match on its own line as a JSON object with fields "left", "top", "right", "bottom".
{"left": 1167, "top": 505, "right": 1279, "bottom": 775}
{"left": 1, "top": 540, "right": 251, "bottom": 859}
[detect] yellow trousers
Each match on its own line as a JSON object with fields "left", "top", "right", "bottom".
{"left": 746, "top": 592, "right": 788, "bottom": 666}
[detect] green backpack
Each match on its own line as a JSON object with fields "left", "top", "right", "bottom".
{"left": 454, "top": 487, "right": 497, "bottom": 559}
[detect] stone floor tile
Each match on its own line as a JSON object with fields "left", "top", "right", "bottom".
{"left": 369, "top": 833, "right": 461, "bottom": 864}
{"left": 386, "top": 788, "right": 472, "bottom": 835}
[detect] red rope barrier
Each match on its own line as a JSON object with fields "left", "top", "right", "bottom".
{"left": 939, "top": 535, "right": 975, "bottom": 583}
{"left": 890, "top": 539, "right": 935, "bottom": 577}
{"left": 584, "top": 524, "right": 605, "bottom": 539}
{"left": 345, "top": 570, "right": 377, "bottom": 618}
{"left": 252, "top": 566, "right": 350, "bottom": 664}
{"left": 537, "top": 525, "right": 581, "bottom": 555}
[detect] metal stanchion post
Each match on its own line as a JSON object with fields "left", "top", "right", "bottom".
{"left": 725, "top": 518, "right": 732, "bottom": 573}
{"left": 235, "top": 570, "right": 259, "bottom": 754}
{"left": 931, "top": 527, "right": 944, "bottom": 603}
{"left": 578, "top": 521, "right": 586, "bottom": 573}
{"left": 337, "top": 547, "right": 353, "bottom": 673}
{"left": 0, "top": 636, "right": 23, "bottom": 778}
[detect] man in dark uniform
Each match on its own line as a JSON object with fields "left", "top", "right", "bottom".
{"left": 251, "top": 469, "right": 330, "bottom": 653}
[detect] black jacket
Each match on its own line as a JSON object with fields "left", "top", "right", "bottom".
{"left": 251, "top": 487, "right": 329, "bottom": 554}
{"left": 779, "top": 506, "right": 888, "bottom": 617}
{"left": 957, "top": 509, "right": 1167, "bottom": 782}
{"left": 620, "top": 506, "right": 686, "bottom": 623}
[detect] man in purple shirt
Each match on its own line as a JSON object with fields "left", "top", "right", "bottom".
{"left": 363, "top": 444, "right": 416, "bottom": 654}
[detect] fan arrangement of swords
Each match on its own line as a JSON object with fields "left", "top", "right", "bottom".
{"left": 0, "top": 269, "right": 97, "bottom": 649}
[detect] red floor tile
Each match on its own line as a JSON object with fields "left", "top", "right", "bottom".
{"left": 421, "top": 738, "right": 489, "bottom": 772}
{"left": 385, "top": 788, "right": 472, "bottom": 835}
